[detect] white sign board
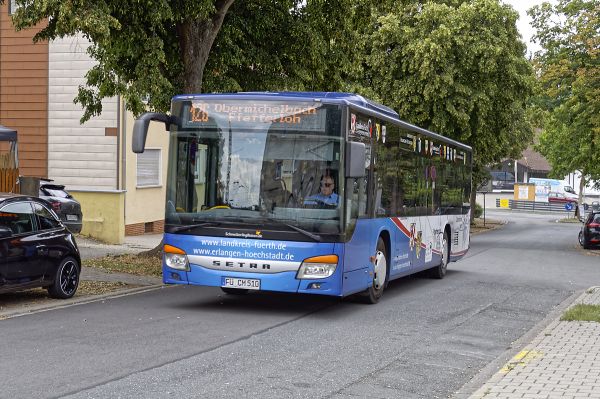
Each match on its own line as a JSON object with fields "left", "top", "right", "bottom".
{"left": 534, "top": 184, "right": 550, "bottom": 202}
{"left": 518, "top": 186, "right": 529, "bottom": 200}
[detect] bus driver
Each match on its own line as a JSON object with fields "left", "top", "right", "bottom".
{"left": 304, "top": 175, "right": 339, "bottom": 206}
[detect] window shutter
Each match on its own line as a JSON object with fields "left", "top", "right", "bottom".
{"left": 137, "top": 149, "right": 161, "bottom": 187}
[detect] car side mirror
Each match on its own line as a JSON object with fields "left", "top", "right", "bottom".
{"left": 0, "top": 226, "right": 13, "bottom": 238}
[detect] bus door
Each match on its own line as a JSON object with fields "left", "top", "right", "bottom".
{"left": 342, "top": 116, "right": 373, "bottom": 294}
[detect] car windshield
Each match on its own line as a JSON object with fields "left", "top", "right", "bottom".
{"left": 165, "top": 100, "right": 344, "bottom": 236}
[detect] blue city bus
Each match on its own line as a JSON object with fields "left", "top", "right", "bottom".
{"left": 133, "top": 92, "right": 472, "bottom": 303}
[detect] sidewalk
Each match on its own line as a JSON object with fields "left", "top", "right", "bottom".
{"left": 77, "top": 233, "right": 163, "bottom": 286}
{"left": 76, "top": 233, "right": 163, "bottom": 260}
{"left": 468, "top": 287, "right": 600, "bottom": 399}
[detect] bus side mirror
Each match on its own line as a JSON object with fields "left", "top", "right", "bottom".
{"left": 346, "top": 141, "right": 366, "bottom": 178}
{"left": 132, "top": 113, "right": 173, "bottom": 153}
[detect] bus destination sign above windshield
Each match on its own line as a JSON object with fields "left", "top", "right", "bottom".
{"left": 187, "top": 101, "right": 327, "bottom": 132}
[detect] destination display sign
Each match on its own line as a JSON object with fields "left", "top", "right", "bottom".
{"left": 185, "top": 101, "right": 327, "bottom": 132}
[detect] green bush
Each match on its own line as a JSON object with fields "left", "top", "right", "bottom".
{"left": 473, "top": 203, "right": 483, "bottom": 218}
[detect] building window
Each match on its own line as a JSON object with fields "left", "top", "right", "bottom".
{"left": 9, "top": 0, "right": 19, "bottom": 15}
{"left": 137, "top": 149, "right": 161, "bottom": 187}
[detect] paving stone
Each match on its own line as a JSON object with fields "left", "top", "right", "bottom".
{"left": 466, "top": 287, "right": 600, "bottom": 399}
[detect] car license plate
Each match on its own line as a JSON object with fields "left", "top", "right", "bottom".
{"left": 66, "top": 214, "right": 78, "bottom": 221}
{"left": 222, "top": 277, "right": 260, "bottom": 290}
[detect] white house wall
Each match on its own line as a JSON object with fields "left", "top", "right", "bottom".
{"left": 48, "top": 35, "right": 118, "bottom": 190}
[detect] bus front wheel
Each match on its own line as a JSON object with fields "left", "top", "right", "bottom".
{"left": 359, "top": 237, "right": 387, "bottom": 304}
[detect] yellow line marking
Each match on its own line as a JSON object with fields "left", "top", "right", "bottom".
{"left": 500, "top": 350, "right": 543, "bottom": 374}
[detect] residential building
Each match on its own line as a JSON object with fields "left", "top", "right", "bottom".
{"left": 0, "top": 3, "right": 168, "bottom": 243}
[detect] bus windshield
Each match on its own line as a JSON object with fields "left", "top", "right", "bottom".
{"left": 165, "top": 100, "right": 343, "bottom": 237}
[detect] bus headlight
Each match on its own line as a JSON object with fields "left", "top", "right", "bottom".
{"left": 297, "top": 255, "right": 338, "bottom": 279}
{"left": 164, "top": 244, "right": 190, "bottom": 271}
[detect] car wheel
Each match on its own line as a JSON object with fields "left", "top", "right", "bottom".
{"left": 221, "top": 288, "right": 249, "bottom": 295}
{"left": 429, "top": 231, "right": 449, "bottom": 279}
{"left": 359, "top": 237, "right": 387, "bottom": 304}
{"left": 48, "top": 257, "right": 80, "bottom": 299}
{"left": 579, "top": 230, "right": 585, "bottom": 247}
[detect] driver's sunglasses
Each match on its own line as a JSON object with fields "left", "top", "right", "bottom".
{"left": 321, "top": 182, "right": 333, "bottom": 188}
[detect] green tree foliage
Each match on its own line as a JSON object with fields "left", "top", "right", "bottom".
{"left": 530, "top": 0, "right": 600, "bottom": 194}
{"left": 345, "top": 0, "right": 535, "bottom": 185}
{"left": 203, "top": 0, "right": 351, "bottom": 94}
{"left": 8, "top": 0, "right": 350, "bottom": 121}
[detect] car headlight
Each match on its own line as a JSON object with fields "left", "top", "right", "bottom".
{"left": 297, "top": 255, "right": 338, "bottom": 279}
{"left": 164, "top": 244, "right": 190, "bottom": 271}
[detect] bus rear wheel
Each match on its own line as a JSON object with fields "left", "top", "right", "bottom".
{"left": 429, "top": 231, "right": 449, "bottom": 279}
{"left": 359, "top": 237, "right": 387, "bottom": 304}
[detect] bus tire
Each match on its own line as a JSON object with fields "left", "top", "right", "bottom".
{"left": 359, "top": 237, "right": 387, "bottom": 304}
{"left": 221, "top": 288, "right": 249, "bottom": 295}
{"left": 429, "top": 230, "right": 449, "bottom": 279}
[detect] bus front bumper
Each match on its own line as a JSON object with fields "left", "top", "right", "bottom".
{"left": 163, "top": 263, "right": 344, "bottom": 297}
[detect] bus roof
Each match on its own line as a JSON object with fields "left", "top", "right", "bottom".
{"left": 172, "top": 92, "right": 472, "bottom": 152}
{"left": 173, "top": 91, "right": 398, "bottom": 117}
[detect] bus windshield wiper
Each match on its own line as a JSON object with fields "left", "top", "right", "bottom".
{"left": 168, "top": 222, "right": 218, "bottom": 233}
{"left": 285, "top": 223, "right": 322, "bottom": 242}
{"left": 260, "top": 217, "right": 322, "bottom": 242}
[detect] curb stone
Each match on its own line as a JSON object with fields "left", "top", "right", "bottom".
{"left": 0, "top": 285, "right": 167, "bottom": 320}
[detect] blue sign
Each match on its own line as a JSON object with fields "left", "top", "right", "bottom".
{"left": 565, "top": 202, "right": 574, "bottom": 211}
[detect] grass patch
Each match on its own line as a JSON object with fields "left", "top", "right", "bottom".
{"left": 83, "top": 254, "right": 162, "bottom": 277}
{"left": 558, "top": 217, "right": 581, "bottom": 223}
{"left": 471, "top": 218, "right": 504, "bottom": 234}
{"left": 561, "top": 304, "right": 600, "bottom": 323}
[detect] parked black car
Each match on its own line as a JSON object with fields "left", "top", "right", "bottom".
{"left": 39, "top": 182, "right": 82, "bottom": 234}
{"left": 579, "top": 211, "right": 600, "bottom": 249}
{"left": 0, "top": 193, "right": 81, "bottom": 298}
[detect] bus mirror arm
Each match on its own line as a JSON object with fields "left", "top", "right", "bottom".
{"left": 132, "top": 113, "right": 174, "bottom": 153}
{"left": 345, "top": 141, "right": 366, "bottom": 178}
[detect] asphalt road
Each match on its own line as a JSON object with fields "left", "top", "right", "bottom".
{"left": 1, "top": 211, "right": 598, "bottom": 399}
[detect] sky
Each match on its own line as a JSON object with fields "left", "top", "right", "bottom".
{"left": 501, "top": 0, "right": 551, "bottom": 56}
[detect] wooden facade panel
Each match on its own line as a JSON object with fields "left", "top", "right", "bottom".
{"left": 0, "top": 94, "right": 47, "bottom": 104}
{"left": 1, "top": 77, "right": 48, "bottom": 87}
{"left": 0, "top": 110, "right": 48, "bottom": 119}
{"left": 0, "top": 45, "right": 47, "bottom": 54}
{"left": 46, "top": 41, "right": 121, "bottom": 191}
{"left": 0, "top": 118, "right": 47, "bottom": 128}
{"left": 0, "top": 6, "right": 49, "bottom": 178}
{"left": 18, "top": 151, "right": 47, "bottom": 160}
{"left": 0, "top": 52, "right": 48, "bottom": 62}
{"left": 2, "top": 68, "right": 48, "bottom": 79}
{"left": 0, "top": 86, "right": 47, "bottom": 95}
{"left": 12, "top": 135, "right": 48, "bottom": 145}
{"left": 17, "top": 143, "right": 47, "bottom": 152}
{"left": 2, "top": 60, "right": 48, "bottom": 70}
{"left": 1, "top": 100, "right": 49, "bottom": 110}
{"left": 48, "top": 151, "right": 116, "bottom": 162}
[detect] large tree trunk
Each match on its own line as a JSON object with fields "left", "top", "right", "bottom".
{"left": 177, "top": 0, "right": 235, "bottom": 93}
{"left": 579, "top": 172, "right": 586, "bottom": 205}
{"left": 141, "top": 1, "right": 235, "bottom": 258}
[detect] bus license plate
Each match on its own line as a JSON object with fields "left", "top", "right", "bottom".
{"left": 222, "top": 277, "right": 260, "bottom": 290}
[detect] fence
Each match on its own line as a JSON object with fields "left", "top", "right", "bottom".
{"left": 495, "top": 198, "right": 576, "bottom": 213}
{"left": 0, "top": 168, "right": 19, "bottom": 193}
